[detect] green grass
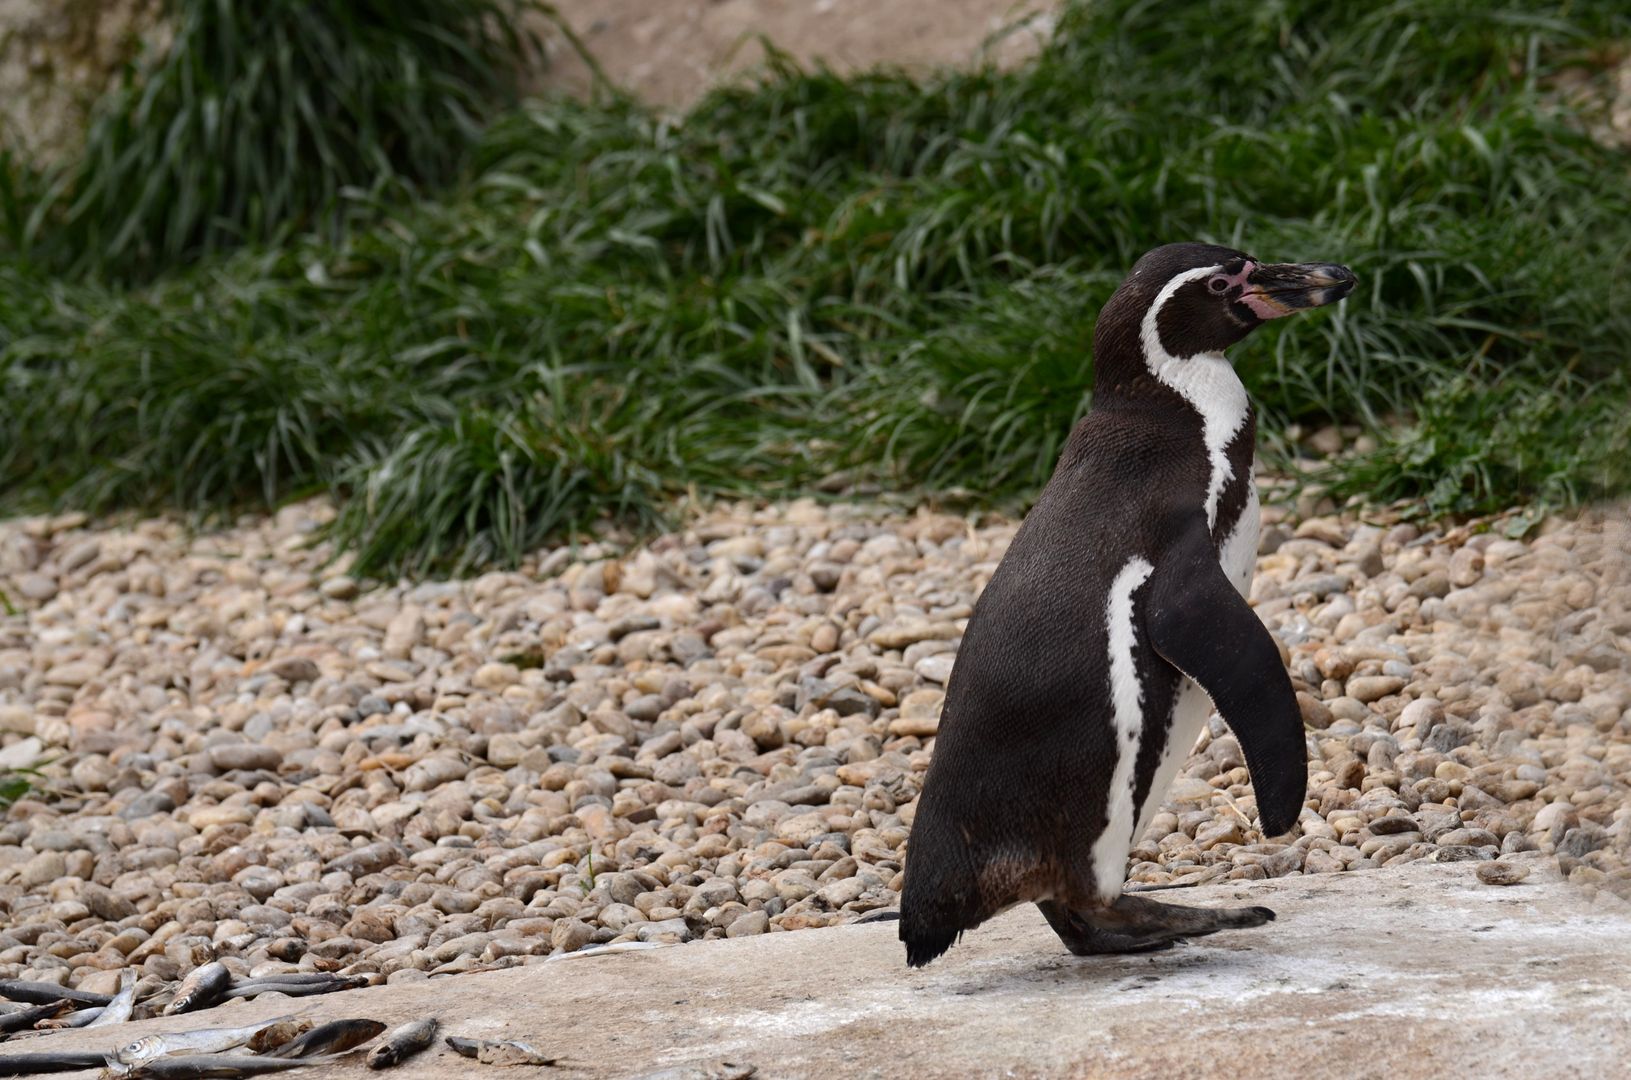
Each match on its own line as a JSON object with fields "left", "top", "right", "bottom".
{"left": 0, "top": 774, "right": 32, "bottom": 809}
{"left": 0, "top": 763, "right": 48, "bottom": 809}
{"left": 3, "top": 0, "right": 1629, "bottom": 576}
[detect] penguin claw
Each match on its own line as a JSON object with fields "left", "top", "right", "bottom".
{"left": 1200, "top": 903, "right": 1275, "bottom": 930}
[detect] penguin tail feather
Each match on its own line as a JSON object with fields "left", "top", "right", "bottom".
{"left": 900, "top": 924, "right": 961, "bottom": 968}
{"left": 898, "top": 783, "right": 1000, "bottom": 966}
{"left": 897, "top": 836, "right": 983, "bottom": 967}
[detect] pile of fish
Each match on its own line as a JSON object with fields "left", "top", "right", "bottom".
{"left": 0, "top": 970, "right": 566, "bottom": 1076}
{"left": 0, "top": 1013, "right": 398, "bottom": 1076}
{"left": 0, "top": 1008, "right": 567, "bottom": 1076}
{"left": 0, "top": 966, "right": 368, "bottom": 1037}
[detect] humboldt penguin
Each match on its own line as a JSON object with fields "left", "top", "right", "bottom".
{"left": 899, "top": 242, "right": 1356, "bottom": 966}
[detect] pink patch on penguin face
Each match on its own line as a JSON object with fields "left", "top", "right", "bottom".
{"left": 1222, "top": 260, "right": 1256, "bottom": 289}
{"left": 1220, "top": 260, "right": 1293, "bottom": 320}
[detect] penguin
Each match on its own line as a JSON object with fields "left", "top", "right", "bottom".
{"left": 898, "top": 242, "right": 1356, "bottom": 966}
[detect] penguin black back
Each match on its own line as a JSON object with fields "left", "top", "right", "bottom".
{"left": 899, "top": 242, "right": 1355, "bottom": 966}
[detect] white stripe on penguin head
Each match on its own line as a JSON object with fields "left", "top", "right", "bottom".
{"left": 1138, "top": 264, "right": 1252, "bottom": 533}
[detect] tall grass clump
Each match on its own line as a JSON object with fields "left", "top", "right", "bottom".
{"left": 16, "top": 0, "right": 540, "bottom": 276}
{"left": 2, "top": 0, "right": 1629, "bottom": 575}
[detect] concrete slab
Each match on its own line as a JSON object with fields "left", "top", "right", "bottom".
{"left": 32, "top": 862, "right": 1631, "bottom": 1079}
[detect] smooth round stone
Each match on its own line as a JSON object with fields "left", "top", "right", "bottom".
{"left": 1475, "top": 861, "right": 1531, "bottom": 886}
{"left": 1347, "top": 676, "right": 1406, "bottom": 703}
{"left": 208, "top": 744, "right": 281, "bottom": 772}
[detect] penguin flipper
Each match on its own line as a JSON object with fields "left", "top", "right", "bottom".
{"left": 1146, "top": 515, "right": 1308, "bottom": 836}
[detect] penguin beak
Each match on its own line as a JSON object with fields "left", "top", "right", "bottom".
{"left": 1240, "top": 262, "right": 1357, "bottom": 320}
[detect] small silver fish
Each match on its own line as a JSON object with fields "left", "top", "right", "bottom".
{"left": 230, "top": 973, "right": 337, "bottom": 987}
{"left": 445, "top": 1036, "right": 557, "bottom": 1066}
{"left": 164, "top": 962, "right": 231, "bottom": 1016}
{"left": 223, "top": 974, "right": 370, "bottom": 1001}
{"left": 545, "top": 941, "right": 673, "bottom": 962}
{"left": 113, "top": 1015, "right": 300, "bottom": 1065}
{"left": 366, "top": 1018, "right": 437, "bottom": 1069}
{"left": 28, "top": 1004, "right": 104, "bottom": 1031}
{"left": 631, "top": 1062, "right": 757, "bottom": 1080}
{"left": 85, "top": 971, "right": 136, "bottom": 1027}
{"left": 121, "top": 1052, "right": 349, "bottom": 1078}
{"left": 0, "top": 980, "right": 112, "bottom": 1007}
{"left": 0, "top": 1048, "right": 108, "bottom": 1075}
{"left": 262, "top": 1017, "right": 384, "bottom": 1058}
{"left": 0, "top": 999, "right": 73, "bottom": 1033}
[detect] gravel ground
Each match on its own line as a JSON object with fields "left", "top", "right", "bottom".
{"left": 0, "top": 492, "right": 1628, "bottom": 1007}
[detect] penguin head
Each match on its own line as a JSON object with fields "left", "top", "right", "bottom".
{"left": 1094, "top": 242, "right": 1356, "bottom": 386}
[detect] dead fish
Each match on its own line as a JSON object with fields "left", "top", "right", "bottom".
{"left": 164, "top": 962, "right": 231, "bottom": 1016}
{"left": 262, "top": 1018, "right": 384, "bottom": 1058}
{"left": 366, "top": 1018, "right": 437, "bottom": 1069}
{"left": 228, "top": 973, "right": 337, "bottom": 987}
{"left": 851, "top": 909, "right": 900, "bottom": 924}
{"left": 545, "top": 941, "right": 672, "bottom": 962}
{"left": 122, "top": 1052, "right": 349, "bottom": 1078}
{"left": 445, "top": 1036, "right": 557, "bottom": 1066}
{"left": 0, "top": 1048, "right": 109, "bottom": 1075}
{"left": 630, "top": 1063, "right": 756, "bottom": 1080}
{"left": 29, "top": 1005, "right": 104, "bottom": 1030}
{"left": 223, "top": 974, "right": 369, "bottom": 1001}
{"left": 0, "top": 999, "right": 74, "bottom": 1033}
{"left": 113, "top": 1015, "right": 300, "bottom": 1065}
{"left": 245, "top": 1019, "right": 314, "bottom": 1055}
{"left": 0, "top": 980, "right": 112, "bottom": 1007}
{"left": 86, "top": 971, "right": 137, "bottom": 1028}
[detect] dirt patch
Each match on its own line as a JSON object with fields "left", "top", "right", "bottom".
{"left": 536, "top": 0, "right": 1058, "bottom": 111}
{"left": 0, "top": 0, "right": 164, "bottom": 163}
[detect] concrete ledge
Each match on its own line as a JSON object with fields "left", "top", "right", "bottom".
{"left": 39, "top": 862, "right": 1631, "bottom": 1078}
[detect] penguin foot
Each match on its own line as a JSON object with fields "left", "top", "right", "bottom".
{"left": 1105, "top": 894, "right": 1276, "bottom": 938}
{"left": 1039, "top": 896, "right": 1276, "bottom": 955}
{"left": 1037, "top": 901, "right": 1179, "bottom": 956}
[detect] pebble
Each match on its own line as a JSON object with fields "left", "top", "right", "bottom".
{"left": 726, "top": 911, "right": 770, "bottom": 938}
{"left": 1346, "top": 676, "right": 1405, "bottom": 704}
{"left": 914, "top": 654, "right": 955, "bottom": 684}
{"left": 1475, "top": 862, "right": 1531, "bottom": 886}
{"left": 265, "top": 656, "right": 320, "bottom": 683}
{"left": 207, "top": 744, "right": 281, "bottom": 772}
{"left": 887, "top": 690, "right": 943, "bottom": 738}
{"left": 0, "top": 735, "right": 44, "bottom": 770}
{"left": 0, "top": 494, "right": 1624, "bottom": 997}
{"left": 45, "top": 660, "right": 100, "bottom": 687}
{"left": 383, "top": 607, "right": 425, "bottom": 659}
{"left": 81, "top": 883, "right": 137, "bottom": 921}
{"left": 13, "top": 572, "right": 57, "bottom": 601}
{"left": 472, "top": 662, "right": 521, "bottom": 690}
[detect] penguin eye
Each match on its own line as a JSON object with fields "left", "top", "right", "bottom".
{"left": 1207, "top": 276, "right": 1229, "bottom": 294}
